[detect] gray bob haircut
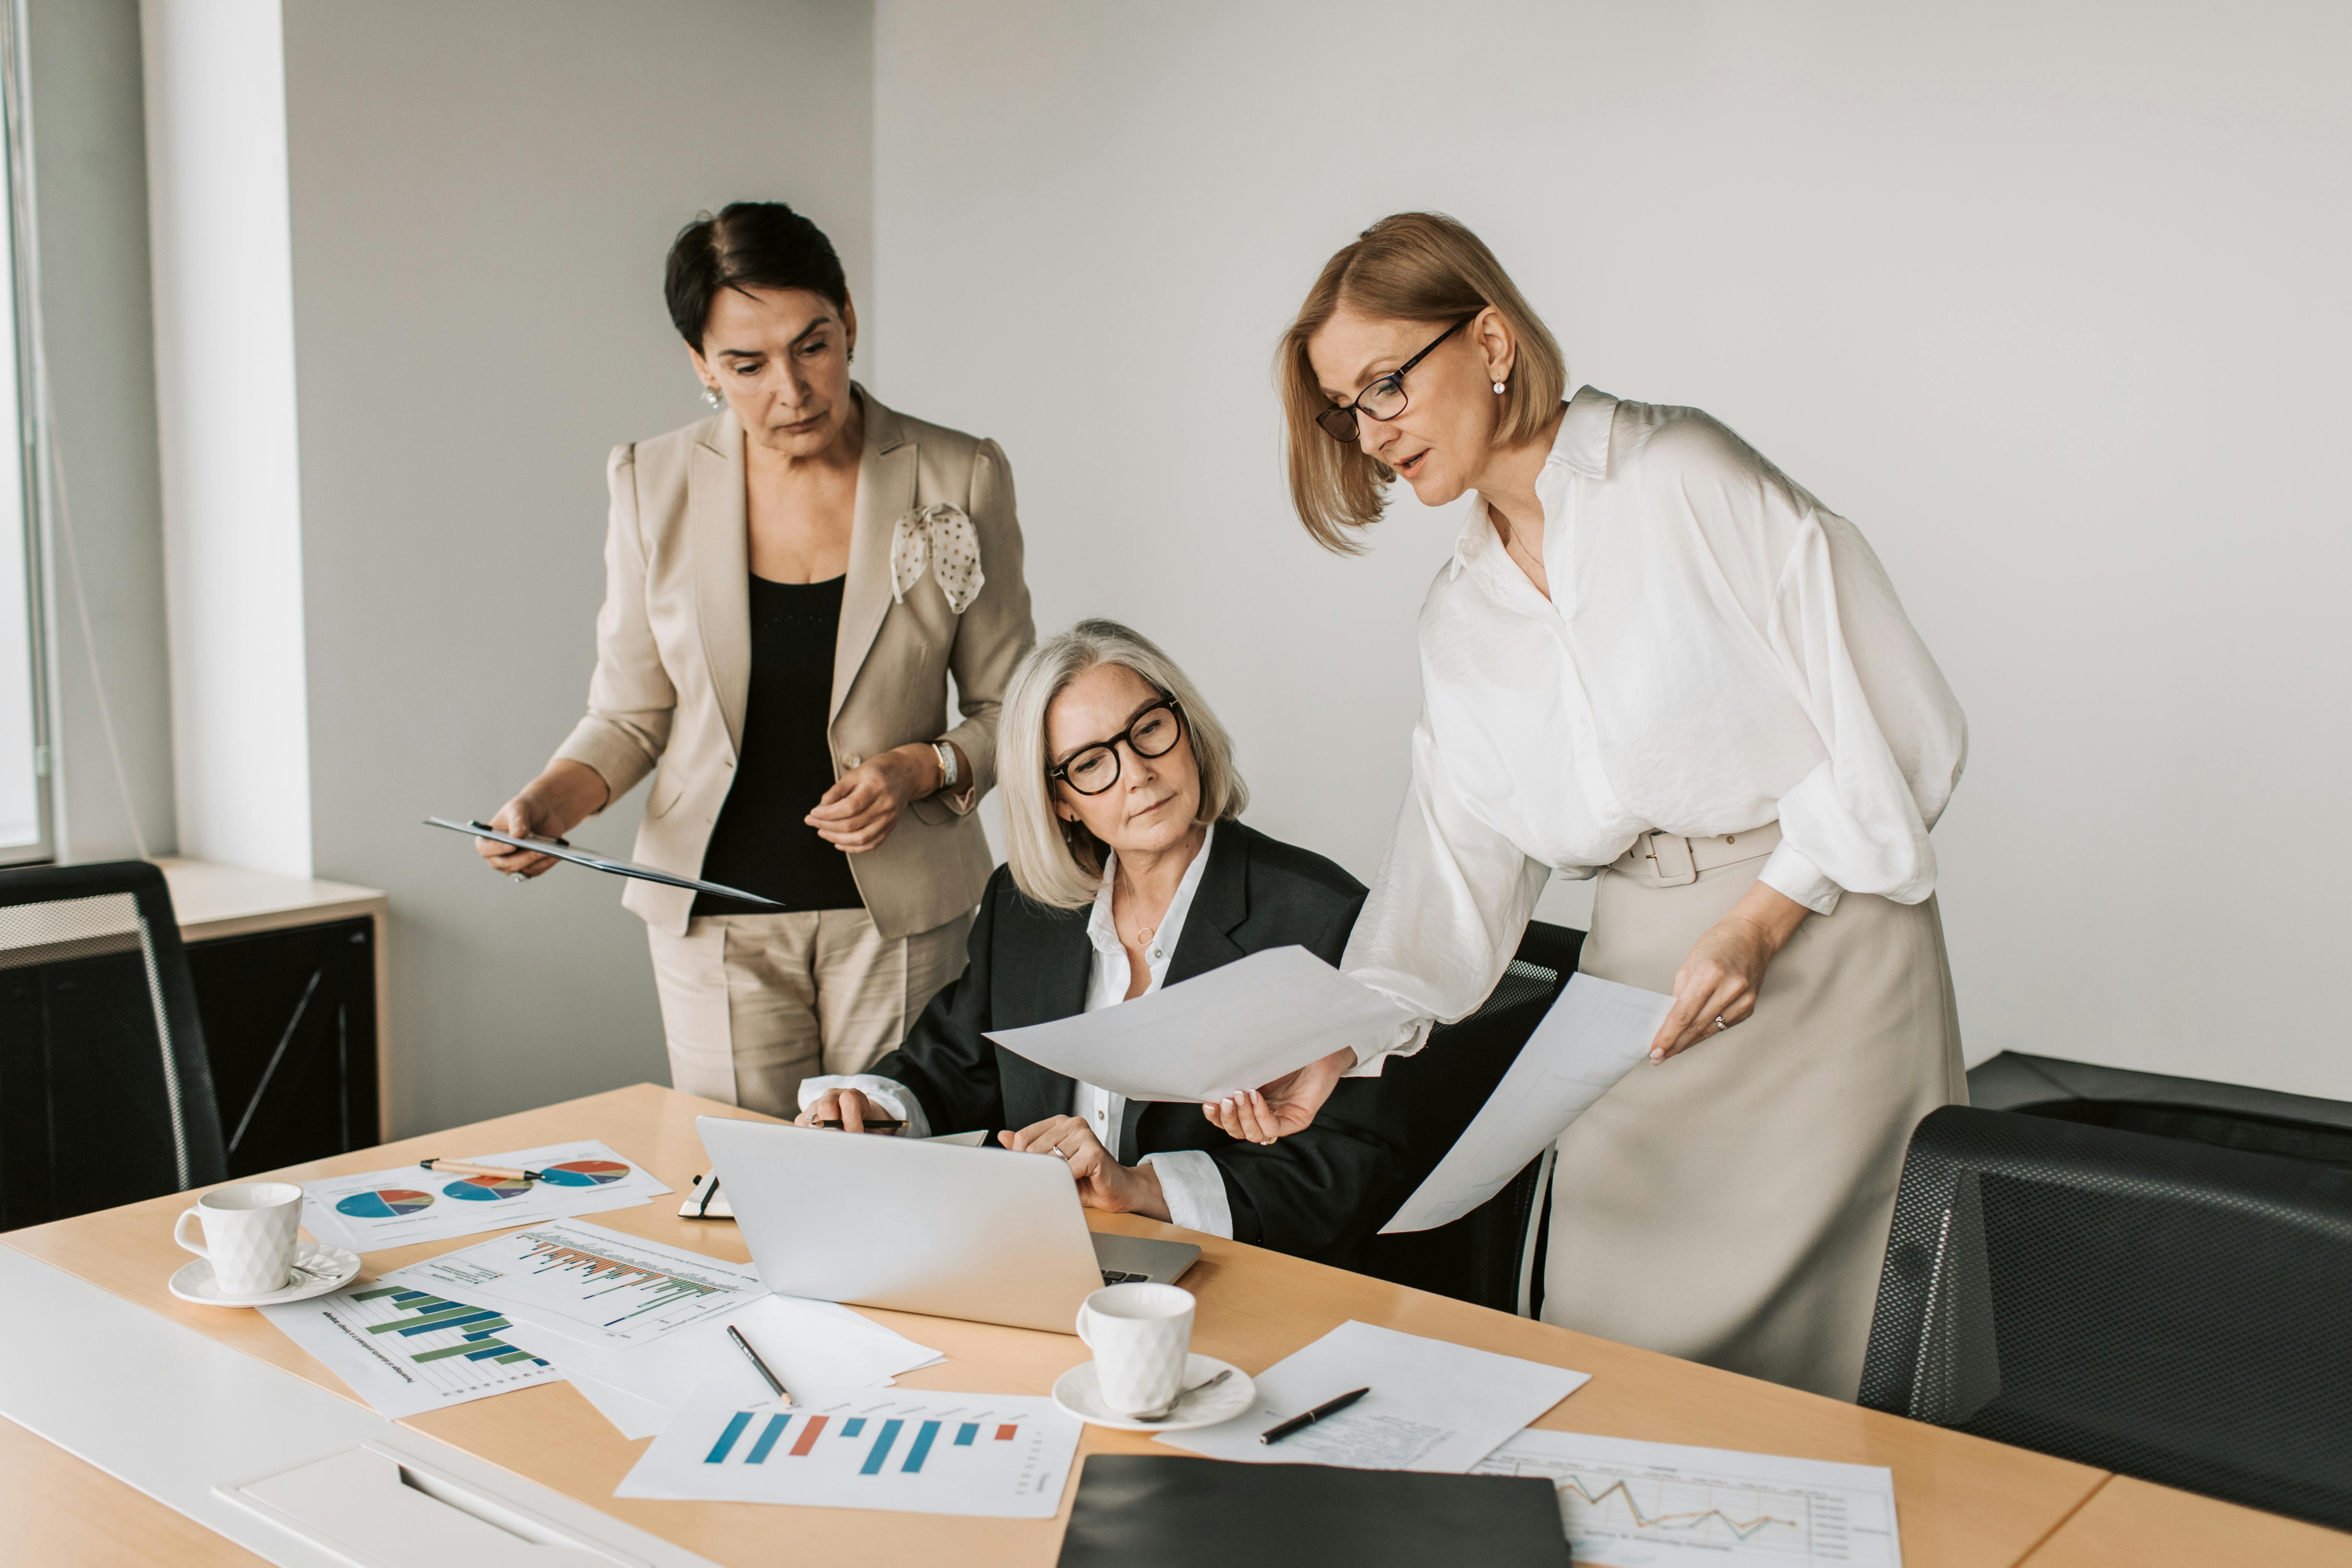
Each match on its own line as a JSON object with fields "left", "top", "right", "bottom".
{"left": 999, "top": 619, "right": 1249, "bottom": 910}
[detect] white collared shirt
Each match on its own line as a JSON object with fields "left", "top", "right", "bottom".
{"left": 801, "top": 823, "right": 1234, "bottom": 1236}
{"left": 1342, "top": 386, "right": 1967, "bottom": 1041}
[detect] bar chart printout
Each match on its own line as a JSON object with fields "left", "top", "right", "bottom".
{"left": 1470, "top": 1429, "right": 1901, "bottom": 1568}
{"left": 258, "top": 1278, "right": 564, "bottom": 1419}
{"left": 617, "top": 1385, "right": 1082, "bottom": 1518}
{"left": 400, "top": 1219, "right": 768, "bottom": 1347}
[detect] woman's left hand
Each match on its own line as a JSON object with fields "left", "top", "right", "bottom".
{"left": 806, "top": 744, "right": 940, "bottom": 853}
{"left": 1000, "top": 1116, "right": 1170, "bottom": 1222}
{"left": 1650, "top": 881, "right": 1811, "bottom": 1061}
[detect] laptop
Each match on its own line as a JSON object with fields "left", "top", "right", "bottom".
{"left": 698, "top": 1116, "right": 1199, "bottom": 1334}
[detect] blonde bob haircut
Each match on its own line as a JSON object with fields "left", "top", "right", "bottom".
{"left": 1277, "top": 212, "right": 1567, "bottom": 553}
{"left": 999, "top": 619, "right": 1249, "bottom": 911}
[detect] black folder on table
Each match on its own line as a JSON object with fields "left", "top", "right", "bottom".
{"left": 1055, "top": 1455, "right": 1569, "bottom": 1567}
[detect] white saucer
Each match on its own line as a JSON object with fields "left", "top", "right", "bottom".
{"left": 168, "top": 1242, "right": 362, "bottom": 1307}
{"left": 1052, "top": 1353, "right": 1255, "bottom": 1433}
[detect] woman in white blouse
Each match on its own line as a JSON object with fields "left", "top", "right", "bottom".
{"left": 796, "top": 620, "right": 1402, "bottom": 1263}
{"left": 1227, "top": 212, "right": 1967, "bottom": 1397}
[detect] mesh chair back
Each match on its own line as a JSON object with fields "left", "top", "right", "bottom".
{"left": 1859, "top": 1105, "right": 2352, "bottom": 1530}
{"left": 1360, "top": 921, "right": 1584, "bottom": 1314}
{"left": 0, "top": 861, "right": 227, "bottom": 1228}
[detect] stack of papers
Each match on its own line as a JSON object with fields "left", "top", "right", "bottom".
{"left": 299, "top": 1140, "right": 672, "bottom": 1250}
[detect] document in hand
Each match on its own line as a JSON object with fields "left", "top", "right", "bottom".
{"left": 1381, "top": 974, "right": 1673, "bottom": 1233}
{"left": 1156, "top": 1320, "right": 1589, "bottom": 1472}
{"left": 983, "top": 945, "right": 1416, "bottom": 1103}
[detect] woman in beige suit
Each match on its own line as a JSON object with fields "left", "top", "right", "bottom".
{"left": 481, "top": 202, "right": 1033, "bottom": 1118}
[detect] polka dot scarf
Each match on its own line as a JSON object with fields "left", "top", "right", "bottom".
{"left": 889, "top": 502, "right": 986, "bottom": 614}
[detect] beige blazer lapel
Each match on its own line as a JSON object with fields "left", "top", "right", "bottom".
{"left": 832, "top": 386, "right": 915, "bottom": 722}
{"left": 690, "top": 410, "right": 751, "bottom": 757}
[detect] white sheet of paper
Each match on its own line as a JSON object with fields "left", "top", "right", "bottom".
{"left": 1381, "top": 973, "right": 1674, "bottom": 1234}
{"left": 1156, "top": 1320, "right": 1588, "bottom": 1472}
{"left": 567, "top": 1372, "right": 672, "bottom": 1439}
{"left": 396, "top": 1219, "right": 766, "bottom": 1347}
{"left": 1472, "top": 1428, "right": 1902, "bottom": 1567}
{"left": 617, "top": 1383, "right": 1082, "bottom": 1518}
{"left": 984, "top": 945, "right": 1416, "bottom": 1102}
{"left": 260, "top": 1272, "right": 565, "bottom": 1418}
{"left": 298, "top": 1140, "right": 673, "bottom": 1251}
{"left": 497, "top": 1293, "right": 941, "bottom": 1433}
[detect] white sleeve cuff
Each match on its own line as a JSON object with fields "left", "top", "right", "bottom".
{"left": 1139, "top": 1150, "right": 1234, "bottom": 1239}
{"left": 1758, "top": 839, "right": 1842, "bottom": 916}
{"left": 1345, "top": 1010, "right": 1431, "bottom": 1076}
{"left": 795, "top": 1074, "right": 932, "bottom": 1139}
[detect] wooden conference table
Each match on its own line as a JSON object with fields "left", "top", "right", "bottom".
{"left": 4, "top": 1084, "right": 2346, "bottom": 1567}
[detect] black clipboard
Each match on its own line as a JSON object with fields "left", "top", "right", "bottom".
{"left": 424, "top": 817, "right": 786, "bottom": 909}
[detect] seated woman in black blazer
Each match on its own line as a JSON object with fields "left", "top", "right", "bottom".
{"left": 796, "top": 618, "right": 1399, "bottom": 1263}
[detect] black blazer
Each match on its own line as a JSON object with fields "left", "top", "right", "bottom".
{"left": 868, "top": 820, "right": 1401, "bottom": 1264}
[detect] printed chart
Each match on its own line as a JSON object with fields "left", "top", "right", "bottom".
{"left": 399, "top": 1219, "right": 766, "bottom": 1347}
{"left": 259, "top": 1276, "right": 563, "bottom": 1418}
{"left": 618, "top": 1385, "right": 1082, "bottom": 1518}
{"left": 1471, "top": 1429, "right": 1901, "bottom": 1568}
{"left": 299, "top": 1140, "right": 671, "bottom": 1249}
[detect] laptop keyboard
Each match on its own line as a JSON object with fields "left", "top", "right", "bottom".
{"left": 1100, "top": 1269, "right": 1150, "bottom": 1285}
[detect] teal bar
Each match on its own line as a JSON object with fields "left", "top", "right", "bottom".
{"left": 705, "top": 1411, "right": 753, "bottom": 1464}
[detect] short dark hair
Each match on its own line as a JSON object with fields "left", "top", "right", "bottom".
{"left": 664, "top": 202, "right": 849, "bottom": 349}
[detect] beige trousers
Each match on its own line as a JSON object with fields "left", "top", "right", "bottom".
{"left": 645, "top": 908, "right": 973, "bottom": 1118}
{"left": 1544, "top": 832, "right": 1966, "bottom": 1400}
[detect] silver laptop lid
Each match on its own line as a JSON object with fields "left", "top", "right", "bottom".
{"left": 697, "top": 1116, "right": 1107, "bottom": 1333}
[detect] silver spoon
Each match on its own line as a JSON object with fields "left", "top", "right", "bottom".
{"left": 1135, "top": 1369, "right": 1234, "bottom": 1423}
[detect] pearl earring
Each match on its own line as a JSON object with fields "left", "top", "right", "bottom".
{"left": 1493, "top": 380, "right": 1507, "bottom": 395}
{"left": 701, "top": 384, "right": 723, "bottom": 409}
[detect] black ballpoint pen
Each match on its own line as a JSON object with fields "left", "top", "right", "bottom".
{"left": 728, "top": 1324, "right": 789, "bottom": 1402}
{"left": 1258, "top": 1386, "right": 1370, "bottom": 1444}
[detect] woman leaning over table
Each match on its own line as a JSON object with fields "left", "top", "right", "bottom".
{"left": 794, "top": 620, "right": 1402, "bottom": 1265}
{"left": 1214, "top": 212, "right": 1968, "bottom": 1399}
{"left": 479, "top": 202, "right": 1032, "bottom": 1119}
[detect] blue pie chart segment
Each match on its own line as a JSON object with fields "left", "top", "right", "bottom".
{"left": 335, "top": 1187, "right": 433, "bottom": 1219}
{"left": 540, "top": 1159, "right": 630, "bottom": 1188}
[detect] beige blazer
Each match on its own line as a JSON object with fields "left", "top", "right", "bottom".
{"left": 552, "top": 388, "right": 1034, "bottom": 940}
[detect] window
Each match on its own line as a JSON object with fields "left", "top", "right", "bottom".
{"left": 0, "top": 17, "right": 48, "bottom": 864}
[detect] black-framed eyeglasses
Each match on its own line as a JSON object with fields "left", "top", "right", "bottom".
{"left": 1048, "top": 698, "right": 1185, "bottom": 797}
{"left": 1315, "top": 315, "right": 1476, "bottom": 443}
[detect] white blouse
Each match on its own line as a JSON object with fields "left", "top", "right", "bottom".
{"left": 800, "top": 824, "right": 1232, "bottom": 1236}
{"left": 1342, "top": 386, "right": 1967, "bottom": 1040}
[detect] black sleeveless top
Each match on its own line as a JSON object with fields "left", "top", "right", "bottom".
{"left": 692, "top": 574, "right": 866, "bottom": 916}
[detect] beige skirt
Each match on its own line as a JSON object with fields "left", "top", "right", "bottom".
{"left": 1543, "top": 828, "right": 1966, "bottom": 1400}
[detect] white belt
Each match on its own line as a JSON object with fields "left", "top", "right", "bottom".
{"left": 1609, "top": 821, "right": 1781, "bottom": 888}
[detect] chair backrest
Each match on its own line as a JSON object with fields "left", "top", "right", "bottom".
{"left": 0, "top": 861, "right": 227, "bottom": 1228}
{"left": 1358, "top": 920, "right": 1584, "bottom": 1314}
{"left": 1859, "top": 1105, "right": 2352, "bottom": 1530}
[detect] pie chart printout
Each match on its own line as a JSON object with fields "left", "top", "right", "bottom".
{"left": 540, "top": 1159, "right": 632, "bottom": 1187}
{"left": 445, "top": 1175, "right": 534, "bottom": 1201}
{"left": 335, "top": 1188, "right": 434, "bottom": 1220}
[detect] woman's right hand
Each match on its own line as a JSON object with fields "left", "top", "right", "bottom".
{"left": 795, "top": 1088, "right": 894, "bottom": 1133}
{"left": 1201, "top": 1045, "right": 1354, "bottom": 1143}
{"left": 477, "top": 759, "right": 610, "bottom": 879}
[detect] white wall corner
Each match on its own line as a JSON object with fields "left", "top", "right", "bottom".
{"left": 140, "top": 0, "right": 310, "bottom": 877}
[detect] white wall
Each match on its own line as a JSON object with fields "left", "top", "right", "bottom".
{"left": 873, "top": 2, "right": 2352, "bottom": 1099}
{"left": 142, "top": 0, "right": 311, "bottom": 877}
{"left": 279, "top": 0, "right": 872, "bottom": 1135}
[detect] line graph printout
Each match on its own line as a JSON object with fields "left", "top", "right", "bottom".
{"left": 618, "top": 1383, "right": 1082, "bottom": 1518}
{"left": 400, "top": 1219, "right": 767, "bottom": 1348}
{"left": 299, "top": 1140, "right": 671, "bottom": 1250}
{"left": 1471, "top": 1429, "right": 1900, "bottom": 1568}
{"left": 260, "top": 1278, "right": 563, "bottom": 1418}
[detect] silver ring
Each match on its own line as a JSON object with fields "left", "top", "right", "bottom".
{"left": 509, "top": 872, "right": 529, "bottom": 884}
{"left": 1052, "top": 1146, "right": 1072, "bottom": 1161}
{"left": 1714, "top": 1015, "right": 1733, "bottom": 1031}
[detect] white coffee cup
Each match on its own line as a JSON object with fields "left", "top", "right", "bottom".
{"left": 174, "top": 1181, "right": 304, "bottom": 1297}
{"left": 1075, "top": 1281, "right": 1195, "bottom": 1416}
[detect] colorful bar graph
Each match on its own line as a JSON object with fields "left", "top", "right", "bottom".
{"left": 746, "top": 1415, "right": 790, "bottom": 1464}
{"left": 954, "top": 1423, "right": 978, "bottom": 1447}
{"left": 705, "top": 1411, "right": 753, "bottom": 1463}
{"left": 395, "top": 1309, "right": 500, "bottom": 1336}
{"left": 860, "top": 1418, "right": 905, "bottom": 1475}
{"left": 901, "top": 1421, "right": 941, "bottom": 1473}
{"left": 788, "top": 1416, "right": 828, "bottom": 1457}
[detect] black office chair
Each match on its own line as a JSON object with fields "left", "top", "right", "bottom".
{"left": 0, "top": 861, "right": 227, "bottom": 1229}
{"left": 1358, "top": 920, "right": 1584, "bottom": 1316}
{"left": 1858, "top": 1105, "right": 2352, "bottom": 1531}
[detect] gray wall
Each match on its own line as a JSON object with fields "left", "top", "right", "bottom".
{"left": 872, "top": 0, "right": 2352, "bottom": 1100}
{"left": 23, "top": 0, "right": 175, "bottom": 862}
{"left": 280, "top": 0, "right": 873, "bottom": 1135}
